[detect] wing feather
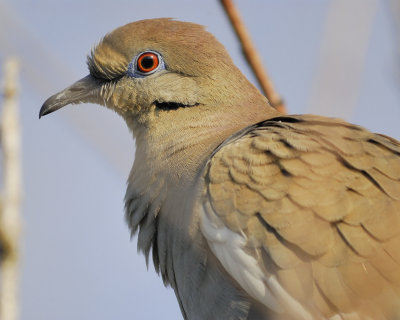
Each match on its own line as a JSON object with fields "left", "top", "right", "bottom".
{"left": 200, "top": 115, "right": 400, "bottom": 319}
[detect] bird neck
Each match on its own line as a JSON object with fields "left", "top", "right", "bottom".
{"left": 124, "top": 96, "right": 279, "bottom": 277}
{"left": 131, "top": 100, "right": 278, "bottom": 186}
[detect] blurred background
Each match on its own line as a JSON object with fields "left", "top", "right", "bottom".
{"left": 0, "top": 0, "right": 399, "bottom": 319}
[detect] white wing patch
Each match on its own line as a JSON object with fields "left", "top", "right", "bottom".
{"left": 200, "top": 204, "right": 314, "bottom": 320}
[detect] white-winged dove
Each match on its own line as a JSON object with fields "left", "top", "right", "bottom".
{"left": 40, "top": 19, "right": 400, "bottom": 320}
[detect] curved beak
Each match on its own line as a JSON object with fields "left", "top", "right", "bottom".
{"left": 39, "top": 75, "right": 103, "bottom": 118}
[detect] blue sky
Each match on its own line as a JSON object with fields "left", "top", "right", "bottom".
{"left": 0, "top": 0, "right": 399, "bottom": 319}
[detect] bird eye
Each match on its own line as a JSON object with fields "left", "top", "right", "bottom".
{"left": 137, "top": 52, "right": 159, "bottom": 73}
{"left": 127, "top": 51, "right": 164, "bottom": 78}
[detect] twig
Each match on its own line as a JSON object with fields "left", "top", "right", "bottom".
{"left": 0, "top": 57, "right": 22, "bottom": 320}
{"left": 220, "top": 0, "right": 287, "bottom": 114}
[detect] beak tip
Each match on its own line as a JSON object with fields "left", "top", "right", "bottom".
{"left": 39, "top": 94, "right": 65, "bottom": 119}
{"left": 39, "top": 102, "right": 52, "bottom": 119}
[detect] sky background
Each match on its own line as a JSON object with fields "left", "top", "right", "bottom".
{"left": 0, "top": 0, "right": 399, "bottom": 319}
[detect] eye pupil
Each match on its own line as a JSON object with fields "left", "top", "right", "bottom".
{"left": 141, "top": 56, "right": 154, "bottom": 69}
{"left": 137, "top": 52, "right": 160, "bottom": 73}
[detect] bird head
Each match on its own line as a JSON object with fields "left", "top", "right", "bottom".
{"left": 40, "top": 18, "right": 274, "bottom": 127}
{"left": 40, "top": 19, "right": 277, "bottom": 180}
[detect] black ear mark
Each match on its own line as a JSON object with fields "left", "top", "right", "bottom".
{"left": 154, "top": 101, "right": 200, "bottom": 110}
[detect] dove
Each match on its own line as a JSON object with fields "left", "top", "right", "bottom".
{"left": 39, "top": 19, "right": 400, "bottom": 319}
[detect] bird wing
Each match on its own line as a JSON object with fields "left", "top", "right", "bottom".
{"left": 199, "top": 115, "right": 400, "bottom": 319}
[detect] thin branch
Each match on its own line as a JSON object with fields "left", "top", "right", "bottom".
{"left": 0, "top": 56, "right": 22, "bottom": 320}
{"left": 220, "top": 0, "right": 287, "bottom": 114}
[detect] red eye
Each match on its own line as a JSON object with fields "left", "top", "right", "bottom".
{"left": 137, "top": 52, "right": 159, "bottom": 73}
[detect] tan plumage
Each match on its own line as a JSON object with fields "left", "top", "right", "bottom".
{"left": 40, "top": 19, "right": 400, "bottom": 319}
{"left": 204, "top": 116, "right": 400, "bottom": 318}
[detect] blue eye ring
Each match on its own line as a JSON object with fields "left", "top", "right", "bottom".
{"left": 127, "top": 50, "right": 165, "bottom": 78}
